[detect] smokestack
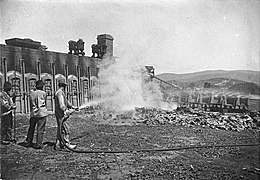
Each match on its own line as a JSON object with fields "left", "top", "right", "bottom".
{"left": 97, "top": 34, "right": 114, "bottom": 58}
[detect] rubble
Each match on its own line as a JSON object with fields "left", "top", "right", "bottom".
{"left": 131, "top": 107, "right": 260, "bottom": 131}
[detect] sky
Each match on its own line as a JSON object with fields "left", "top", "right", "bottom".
{"left": 0, "top": 0, "right": 259, "bottom": 74}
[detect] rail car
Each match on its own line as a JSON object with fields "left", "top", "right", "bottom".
{"left": 179, "top": 91, "right": 259, "bottom": 113}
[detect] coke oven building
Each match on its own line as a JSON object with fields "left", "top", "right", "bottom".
{"left": 0, "top": 34, "right": 114, "bottom": 114}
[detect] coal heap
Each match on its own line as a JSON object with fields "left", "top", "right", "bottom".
{"left": 80, "top": 105, "right": 260, "bottom": 132}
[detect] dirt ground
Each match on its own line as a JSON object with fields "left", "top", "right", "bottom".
{"left": 1, "top": 112, "right": 260, "bottom": 180}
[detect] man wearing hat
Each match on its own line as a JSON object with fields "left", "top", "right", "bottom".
{"left": 1, "top": 81, "right": 16, "bottom": 145}
{"left": 54, "top": 79, "right": 78, "bottom": 150}
{"left": 24, "top": 80, "right": 48, "bottom": 149}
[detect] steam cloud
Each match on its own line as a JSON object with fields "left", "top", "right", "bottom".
{"left": 89, "top": 56, "right": 177, "bottom": 113}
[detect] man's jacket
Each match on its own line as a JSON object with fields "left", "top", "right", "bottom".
{"left": 55, "top": 88, "right": 72, "bottom": 118}
{"left": 29, "top": 90, "right": 48, "bottom": 118}
{"left": 0, "top": 91, "right": 14, "bottom": 117}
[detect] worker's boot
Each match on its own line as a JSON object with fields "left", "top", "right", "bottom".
{"left": 54, "top": 140, "right": 64, "bottom": 150}
{"left": 66, "top": 143, "right": 77, "bottom": 149}
{"left": 23, "top": 140, "right": 33, "bottom": 147}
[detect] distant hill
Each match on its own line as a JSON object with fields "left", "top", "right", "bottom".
{"left": 156, "top": 70, "right": 260, "bottom": 85}
{"left": 188, "top": 78, "right": 246, "bottom": 88}
{"left": 228, "top": 82, "right": 260, "bottom": 95}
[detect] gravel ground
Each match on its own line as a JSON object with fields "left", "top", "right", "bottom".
{"left": 1, "top": 111, "right": 259, "bottom": 180}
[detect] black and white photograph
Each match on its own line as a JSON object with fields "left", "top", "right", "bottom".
{"left": 0, "top": 0, "right": 259, "bottom": 179}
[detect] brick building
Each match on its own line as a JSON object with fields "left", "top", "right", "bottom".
{"left": 0, "top": 34, "right": 114, "bottom": 113}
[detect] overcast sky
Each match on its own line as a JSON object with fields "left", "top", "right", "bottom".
{"left": 1, "top": 0, "right": 259, "bottom": 74}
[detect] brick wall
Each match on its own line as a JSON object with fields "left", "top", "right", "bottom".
{"left": 0, "top": 44, "right": 100, "bottom": 78}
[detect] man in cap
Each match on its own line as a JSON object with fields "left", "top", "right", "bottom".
{"left": 1, "top": 81, "right": 16, "bottom": 145}
{"left": 24, "top": 80, "right": 48, "bottom": 149}
{"left": 54, "top": 79, "right": 78, "bottom": 150}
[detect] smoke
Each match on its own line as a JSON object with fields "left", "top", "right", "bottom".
{"left": 89, "top": 56, "right": 177, "bottom": 113}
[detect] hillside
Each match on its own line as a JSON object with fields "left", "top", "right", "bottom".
{"left": 228, "top": 82, "right": 260, "bottom": 95}
{"left": 187, "top": 78, "right": 246, "bottom": 88}
{"left": 156, "top": 70, "right": 260, "bottom": 85}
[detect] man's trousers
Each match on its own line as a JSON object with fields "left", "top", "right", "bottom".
{"left": 26, "top": 116, "right": 47, "bottom": 146}
{"left": 1, "top": 113, "right": 13, "bottom": 141}
{"left": 55, "top": 116, "right": 71, "bottom": 146}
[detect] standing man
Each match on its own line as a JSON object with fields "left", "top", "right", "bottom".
{"left": 24, "top": 80, "right": 48, "bottom": 149}
{"left": 1, "top": 82, "right": 16, "bottom": 145}
{"left": 54, "top": 79, "right": 77, "bottom": 150}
